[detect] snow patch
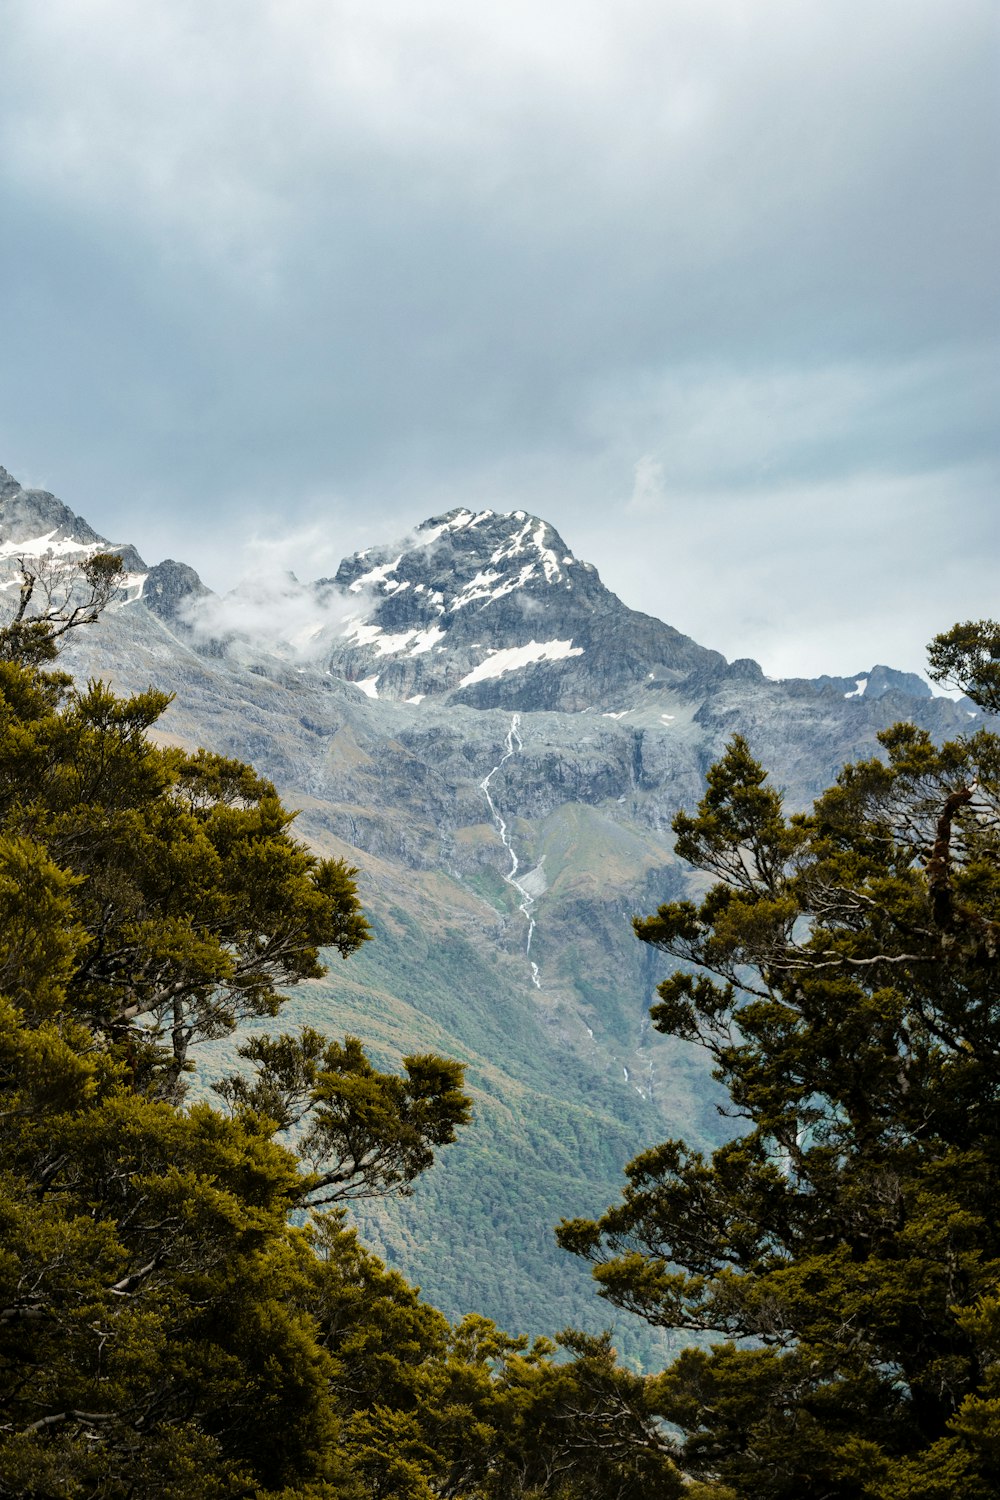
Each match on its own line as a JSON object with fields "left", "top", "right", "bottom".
{"left": 345, "top": 620, "right": 384, "bottom": 648}
{"left": 348, "top": 555, "right": 402, "bottom": 593}
{"left": 408, "top": 625, "right": 446, "bottom": 655}
{"left": 485, "top": 516, "right": 564, "bottom": 585}
{"left": 480, "top": 562, "right": 537, "bottom": 607}
{"left": 458, "top": 639, "right": 583, "bottom": 687}
{"left": 532, "top": 521, "right": 562, "bottom": 582}
{"left": 345, "top": 619, "right": 445, "bottom": 657}
{"left": 489, "top": 518, "right": 533, "bottom": 566}
{"left": 0, "top": 529, "right": 100, "bottom": 560}
{"left": 354, "top": 675, "right": 380, "bottom": 699}
{"left": 419, "top": 509, "right": 495, "bottom": 546}
{"left": 119, "top": 571, "right": 148, "bottom": 602}
{"left": 517, "top": 859, "right": 548, "bottom": 899}
{"left": 451, "top": 568, "right": 503, "bottom": 610}
{"left": 845, "top": 676, "right": 868, "bottom": 699}
{"left": 406, "top": 694, "right": 425, "bottom": 704}
{"left": 345, "top": 620, "right": 417, "bottom": 655}
{"left": 373, "top": 630, "right": 422, "bottom": 656}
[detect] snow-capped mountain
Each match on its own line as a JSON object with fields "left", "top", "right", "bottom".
{"left": 0, "top": 464, "right": 148, "bottom": 598}
{"left": 0, "top": 466, "right": 953, "bottom": 719}
{"left": 323, "top": 507, "right": 723, "bottom": 708}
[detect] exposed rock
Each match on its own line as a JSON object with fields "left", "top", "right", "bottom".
{"left": 0, "top": 466, "right": 146, "bottom": 575}
{"left": 144, "top": 559, "right": 212, "bottom": 623}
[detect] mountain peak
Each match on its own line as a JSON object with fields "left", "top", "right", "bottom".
{"left": 334, "top": 507, "right": 590, "bottom": 611}
{"left": 0, "top": 466, "right": 107, "bottom": 555}
{"left": 326, "top": 507, "right": 722, "bottom": 710}
{"left": 417, "top": 507, "right": 591, "bottom": 588}
{"left": 0, "top": 466, "right": 147, "bottom": 580}
{"left": 0, "top": 466, "right": 23, "bottom": 503}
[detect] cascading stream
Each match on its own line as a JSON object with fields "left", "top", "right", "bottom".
{"left": 480, "top": 713, "right": 541, "bottom": 988}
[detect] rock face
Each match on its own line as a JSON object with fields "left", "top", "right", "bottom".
{"left": 0, "top": 466, "right": 146, "bottom": 575}
{"left": 0, "top": 464, "right": 988, "bottom": 1364}
{"left": 0, "top": 465, "right": 107, "bottom": 549}
{"left": 144, "top": 559, "right": 212, "bottom": 623}
{"left": 807, "top": 664, "right": 934, "bottom": 702}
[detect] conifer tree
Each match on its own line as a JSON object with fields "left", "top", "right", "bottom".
{"left": 559, "top": 627, "right": 1000, "bottom": 1499}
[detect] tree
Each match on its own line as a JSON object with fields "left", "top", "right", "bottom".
{"left": 0, "top": 658, "right": 371, "bottom": 1092}
{"left": 304, "top": 1219, "right": 687, "bottom": 1500}
{"left": 215, "top": 1029, "right": 471, "bottom": 1206}
{"left": 927, "top": 618, "right": 1000, "bottom": 714}
{"left": 0, "top": 632, "right": 683, "bottom": 1497}
{"left": 0, "top": 551, "right": 128, "bottom": 665}
{"left": 0, "top": 644, "right": 468, "bottom": 1493}
{"left": 558, "top": 630, "right": 1000, "bottom": 1499}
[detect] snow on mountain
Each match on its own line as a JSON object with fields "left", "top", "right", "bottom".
{"left": 0, "top": 466, "right": 148, "bottom": 597}
{"left": 0, "top": 470, "right": 968, "bottom": 722}
{"left": 324, "top": 507, "right": 723, "bottom": 709}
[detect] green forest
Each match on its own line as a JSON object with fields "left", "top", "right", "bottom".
{"left": 2, "top": 568, "right": 1000, "bottom": 1498}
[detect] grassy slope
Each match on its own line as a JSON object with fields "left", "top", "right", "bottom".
{"left": 197, "top": 818, "right": 724, "bottom": 1372}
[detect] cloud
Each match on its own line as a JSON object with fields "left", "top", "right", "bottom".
{"left": 231, "top": 522, "right": 351, "bottom": 585}
{"left": 574, "top": 459, "right": 999, "bottom": 680}
{"left": 178, "top": 523, "right": 372, "bottom": 663}
{"left": 627, "top": 456, "right": 667, "bottom": 516}
{"left": 0, "top": 0, "right": 995, "bottom": 677}
{"left": 179, "top": 573, "right": 359, "bottom": 665}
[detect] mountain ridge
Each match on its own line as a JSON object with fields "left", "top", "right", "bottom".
{"left": 0, "top": 466, "right": 957, "bottom": 715}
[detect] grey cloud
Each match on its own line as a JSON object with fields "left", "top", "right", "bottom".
{"left": 0, "top": 0, "right": 996, "bottom": 677}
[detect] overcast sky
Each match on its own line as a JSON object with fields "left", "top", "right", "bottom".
{"left": 1, "top": 0, "right": 997, "bottom": 678}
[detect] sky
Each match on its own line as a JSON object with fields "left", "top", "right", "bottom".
{"left": 0, "top": 0, "right": 997, "bottom": 679}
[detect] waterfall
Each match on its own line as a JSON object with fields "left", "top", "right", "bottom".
{"left": 480, "top": 713, "right": 541, "bottom": 988}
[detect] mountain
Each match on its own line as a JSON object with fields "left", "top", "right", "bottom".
{"left": 0, "top": 466, "right": 984, "bottom": 1367}
{"left": 0, "top": 465, "right": 145, "bottom": 575}
{"left": 322, "top": 507, "right": 724, "bottom": 709}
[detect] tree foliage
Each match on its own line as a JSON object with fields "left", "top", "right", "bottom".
{"left": 927, "top": 618, "right": 1000, "bottom": 714}
{"left": 559, "top": 628, "right": 1000, "bottom": 1499}
{"left": 0, "top": 551, "right": 128, "bottom": 666}
{"left": 215, "top": 1029, "right": 472, "bottom": 1206}
{"left": 0, "top": 631, "right": 682, "bottom": 1496}
{"left": 0, "top": 655, "right": 372, "bottom": 1092}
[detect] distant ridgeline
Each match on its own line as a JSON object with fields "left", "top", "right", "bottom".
{"left": 0, "top": 463, "right": 984, "bottom": 1366}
